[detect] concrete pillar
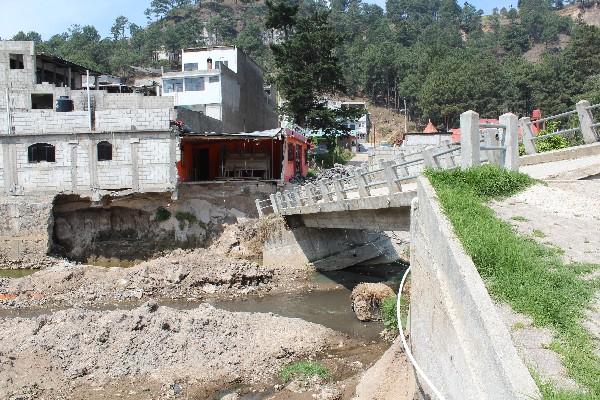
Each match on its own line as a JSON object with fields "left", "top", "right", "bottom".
{"left": 169, "top": 134, "right": 178, "bottom": 186}
{"left": 130, "top": 138, "right": 140, "bottom": 191}
{"left": 333, "top": 179, "right": 346, "bottom": 201}
{"left": 499, "top": 113, "right": 519, "bottom": 171}
{"left": 422, "top": 148, "right": 437, "bottom": 168}
{"left": 519, "top": 117, "right": 537, "bottom": 155}
{"left": 576, "top": 100, "right": 598, "bottom": 144}
{"left": 275, "top": 192, "right": 285, "bottom": 211}
{"left": 354, "top": 169, "right": 369, "bottom": 197}
{"left": 255, "top": 199, "right": 264, "bottom": 218}
{"left": 283, "top": 192, "right": 294, "bottom": 208}
{"left": 460, "top": 110, "right": 480, "bottom": 169}
{"left": 1, "top": 141, "right": 12, "bottom": 194}
{"left": 270, "top": 193, "right": 279, "bottom": 214}
{"left": 69, "top": 141, "right": 78, "bottom": 192}
{"left": 483, "top": 128, "right": 501, "bottom": 166}
{"left": 383, "top": 161, "right": 401, "bottom": 193}
{"left": 396, "top": 154, "right": 409, "bottom": 176}
{"left": 318, "top": 181, "right": 332, "bottom": 201}
{"left": 88, "top": 140, "right": 98, "bottom": 190}
{"left": 292, "top": 187, "right": 302, "bottom": 207}
{"left": 303, "top": 185, "right": 316, "bottom": 205}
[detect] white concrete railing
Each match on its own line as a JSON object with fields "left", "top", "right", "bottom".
{"left": 519, "top": 99, "right": 600, "bottom": 155}
{"left": 259, "top": 111, "right": 519, "bottom": 216}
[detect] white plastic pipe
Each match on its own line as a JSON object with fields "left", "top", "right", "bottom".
{"left": 397, "top": 266, "right": 447, "bottom": 400}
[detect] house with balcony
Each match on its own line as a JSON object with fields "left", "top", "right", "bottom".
{"left": 161, "top": 46, "right": 278, "bottom": 134}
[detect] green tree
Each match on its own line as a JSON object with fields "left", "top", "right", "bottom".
{"left": 12, "top": 31, "right": 42, "bottom": 43}
{"left": 110, "top": 16, "right": 129, "bottom": 40}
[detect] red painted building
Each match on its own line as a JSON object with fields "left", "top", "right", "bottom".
{"left": 176, "top": 128, "right": 308, "bottom": 183}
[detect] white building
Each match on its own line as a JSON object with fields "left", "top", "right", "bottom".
{"left": 327, "top": 100, "right": 371, "bottom": 143}
{"left": 161, "top": 46, "right": 278, "bottom": 133}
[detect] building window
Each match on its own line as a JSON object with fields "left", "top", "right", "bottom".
{"left": 163, "top": 78, "right": 184, "bottom": 93}
{"left": 215, "top": 61, "right": 228, "bottom": 70}
{"left": 208, "top": 75, "right": 220, "bottom": 83}
{"left": 184, "top": 77, "right": 205, "bottom": 91}
{"left": 9, "top": 54, "right": 24, "bottom": 69}
{"left": 287, "top": 143, "right": 294, "bottom": 161}
{"left": 28, "top": 143, "right": 55, "bottom": 163}
{"left": 31, "top": 94, "right": 54, "bottom": 109}
{"left": 184, "top": 63, "right": 198, "bottom": 71}
{"left": 97, "top": 141, "right": 113, "bottom": 161}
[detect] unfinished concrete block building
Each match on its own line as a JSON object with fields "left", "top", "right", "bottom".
{"left": 0, "top": 41, "right": 179, "bottom": 199}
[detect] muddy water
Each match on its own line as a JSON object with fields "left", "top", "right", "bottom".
{"left": 0, "top": 269, "right": 37, "bottom": 279}
{"left": 0, "top": 263, "right": 407, "bottom": 341}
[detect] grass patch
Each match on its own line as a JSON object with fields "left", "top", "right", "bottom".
{"left": 425, "top": 165, "right": 600, "bottom": 399}
{"left": 511, "top": 215, "right": 529, "bottom": 222}
{"left": 532, "top": 229, "right": 547, "bottom": 238}
{"left": 154, "top": 206, "right": 171, "bottom": 222}
{"left": 381, "top": 295, "right": 398, "bottom": 331}
{"left": 279, "top": 361, "right": 329, "bottom": 382}
{"left": 512, "top": 322, "right": 526, "bottom": 331}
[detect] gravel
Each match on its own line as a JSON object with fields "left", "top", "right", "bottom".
{"left": 0, "top": 302, "right": 341, "bottom": 399}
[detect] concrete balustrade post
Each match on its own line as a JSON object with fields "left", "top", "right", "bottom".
{"left": 422, "top": 147, "right": 437, "bottom": 168}
{"left": 499, "top": 112, "right": 519, "bottom": 171}
{"left": 460, "top": 110, "right": 480, "bottom": 169}
{"left": 383, "top": 161, "right": 402, "bottom": 193}
{"left": 519, "top": 117, "right": 537, "bottom": 155}
{"left": 303, "top": 185, "right": 315, "bottom": 205}
{"left": 292, "top": 187, "right": 303, "bottom": 207}
{"left": 269, "top": 193, "right": 279, "bottom": 214}
{"left": 396, "top": 154, "right": 410, "bottom": 176}
{"left": 282, "top": 192, "right": 294, "bottom": 209}
{"left": 333, "top": 179, "right": 346, "bottom": 201}
{"left": 576, "top": 100, "right": 598, "bottom": 144}
{"left": 275, "top": 192, "right": 284, "bottom": 210}
{"left": 483, "top": 128, "right": 501, "bottom": 166}
{"left": 318, "top": 181, "right": 332, "bottom": 201}
{"left": 354, "top": 169, "right": 370, "bottom": 197}
{"left": 255, "top": 199, "right": 264, "bottom": 218}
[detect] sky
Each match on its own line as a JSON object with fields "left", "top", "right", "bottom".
{"left": 0, "top": 0, "right": 518, "bottom": 41}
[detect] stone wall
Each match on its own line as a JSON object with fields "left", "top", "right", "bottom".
{"left": 409, "top": 176, "right": 540, "bottom": 399}
{"left": 95, "top": 109, "right": 170, "bottom": 132}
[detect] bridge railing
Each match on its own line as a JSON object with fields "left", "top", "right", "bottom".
{"left": 265, "top": 111, "right": 519, "bottom": 215}
{"left": 519, "top": 100, "right": 600, "bottom": 155}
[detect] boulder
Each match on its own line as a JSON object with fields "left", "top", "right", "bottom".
{"left": 351, "top": 283, "right": 395, "bottom": 321}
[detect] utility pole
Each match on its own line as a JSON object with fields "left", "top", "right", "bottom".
{"left": 404, "top": 97, "right": 408, "bottom": 134}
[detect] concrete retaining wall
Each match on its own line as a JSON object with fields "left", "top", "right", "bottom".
{"left": 520, "top": 142, "right": 600, "bottom": 166}
{"left": 409, "top": 176, "right": 540, "bottom": 400}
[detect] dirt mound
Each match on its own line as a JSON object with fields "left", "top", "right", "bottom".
{"left": 0, "top": 250, "right": 273, "bottom": 309}
{"left": 351, "top": 283, "right": 395, "bottom": 322}
{"left": 0, "top": 302, "right": 341, "bottom": 399}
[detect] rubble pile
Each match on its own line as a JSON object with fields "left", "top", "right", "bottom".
{"left": 0, "top": 250, "right": 274, "bottom": 308}
{"left": 0, "top": 302, "right": 341, "bottom": 398}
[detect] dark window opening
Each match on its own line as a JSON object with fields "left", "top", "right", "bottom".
{"left": 287, "top": 143, "right": 294, "bottom": 161}
{"left": 28, "top": 143, "right": 55, "bottom": 163}
{"left": 208, "top": 75, "right": 220, "bottom": 83}
{"left": 31, "top": 94, "right": 54, "bottom": 109}
{"left": 184, "top": 63, "right": 198, "bottom": 71}
{"left": 97, "top": 141, "right": 113, "bottom": 161}
{"left": 9, "top": 54, "right": 24, "bottom": 69}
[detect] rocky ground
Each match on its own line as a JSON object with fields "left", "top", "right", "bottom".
{"left": 0, "top": 302, "right": 342, "bottom": 399}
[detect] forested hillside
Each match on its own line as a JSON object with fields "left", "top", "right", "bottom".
{"left": 7, "top": 0, "right": 600, "bottom": 129}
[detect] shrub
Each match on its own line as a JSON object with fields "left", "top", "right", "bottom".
{"left": 381, "top": 295, "right": 398, "bottom": 331}
{"left": 175, "top": 211, "right": 197, "bottom": 229}
{"left": 535, "top": 121, "right": 569, "bottom": 153}
{"left": 279, "top": 361, "right": 329, "bottom": 382}
{"left": 154, "top": 207, "right": 171, "bottom": 222}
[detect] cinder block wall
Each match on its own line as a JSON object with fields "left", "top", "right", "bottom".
{"left": 0, "top": 131, "right": 178, "bottom": 195}
{"left": 409, "top": 176, "right": 540, "bottom": 400}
